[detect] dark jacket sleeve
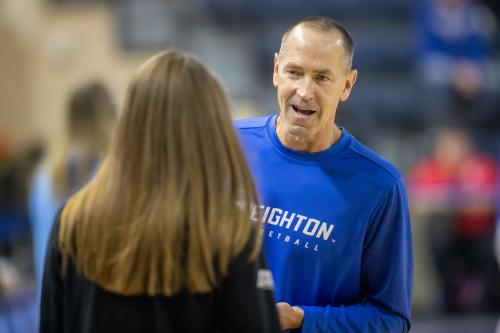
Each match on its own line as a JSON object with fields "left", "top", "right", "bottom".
{"left": 39, "top": 210, "right": 64, "bottom": 333}
{"left": 216, "top": 238, "right": 282, "bottom": 333}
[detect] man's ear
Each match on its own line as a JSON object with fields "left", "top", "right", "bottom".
{"left": 273, "top": 53, "right": 280, "bottom": 88}
{"left": 340, "top": 69, "right": 358, "bottom": 102}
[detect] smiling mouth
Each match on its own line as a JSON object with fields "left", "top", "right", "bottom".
{"left": 292, "top": 105, "right": 316, "bottom": 116}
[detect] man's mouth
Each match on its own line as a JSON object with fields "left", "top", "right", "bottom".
{"left": 292, "top": 104, "right": 316, "bottom": 116}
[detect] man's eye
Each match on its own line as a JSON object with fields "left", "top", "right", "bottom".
{"left": 286, "top": 70, "right": 301, "bottom": 76}
{"left": 316, "top": 75, "right": 329, "bottom": 82}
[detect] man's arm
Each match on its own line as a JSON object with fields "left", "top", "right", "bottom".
{"left": 292, "top": 178, "right": 413, "bottom": 333}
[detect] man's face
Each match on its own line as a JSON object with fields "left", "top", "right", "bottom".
{"left": 273, "top": 26, "right": 357, "bottom": 144}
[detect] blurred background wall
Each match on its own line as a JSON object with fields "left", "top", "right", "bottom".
{"left": 0, "top": 0, "right": 150, "bottom": 151}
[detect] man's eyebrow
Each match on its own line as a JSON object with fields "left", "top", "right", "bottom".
{"left": 312, "top": 69, "right": 333, "bottom": 75}
{"left": 282, "top": 64, "right": 334, "bottom": 76}
{"left": 283, "top": 63, "right": 301, "bottom": 69}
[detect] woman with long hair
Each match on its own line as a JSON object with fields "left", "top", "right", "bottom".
{"left": 30, "top": 81, "right": 116, "bottom": 284}
{"left": 40, "top": 50, "right": 281, "bottom": 333}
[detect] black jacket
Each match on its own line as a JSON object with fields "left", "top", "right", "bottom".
{"left": 40, "top": 214, "right": 281, "bottom": 333}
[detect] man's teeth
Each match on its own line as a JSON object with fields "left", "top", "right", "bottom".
{"left": 293, "top": 105, "right": 314, "bottom": 115}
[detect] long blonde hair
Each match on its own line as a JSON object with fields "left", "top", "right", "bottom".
{"left": 49, "top": 81, "right": 116, "bottom": 198}
{"left": 59, "top": 50, "right": 261, "bottom": 296}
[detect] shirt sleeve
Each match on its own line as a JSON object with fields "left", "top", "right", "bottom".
{"left": 299, "top": 178, "right": 413, "bottom": 333}
{"left": 39, "top": 209, "right": 64, "bottom": 333}
{"left": 215, "top": 236, "right": 282, "bottom": 333}
{"left": 29, "top": 168, "right": 60, "bottom": 284}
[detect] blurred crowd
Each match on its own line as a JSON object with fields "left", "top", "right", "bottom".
{"left": 409, "top": 0, "right": 500, "bottom": 316}
{"left": 409, "top": 127, "right": 499, "bottom": 313}
{"left": 1, "top": 0, "right": 500, "bottom": 332}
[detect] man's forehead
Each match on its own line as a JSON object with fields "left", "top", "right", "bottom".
{"left": 279, "top": 25, "right": 350, "bottom": 72}
{"left": 287, "top": 25, "right": 344, "bottom": 49}
{"left": 282, "top": 38, "right": 346, "bottom": 66}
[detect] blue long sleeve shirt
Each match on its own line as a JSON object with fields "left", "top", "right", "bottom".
{"left": 236, "top": 115, "right": 413, "bottom": 333}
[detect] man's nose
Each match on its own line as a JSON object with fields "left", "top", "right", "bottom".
{"left": 296, "top": 77, "right": 314, "bottom": 100}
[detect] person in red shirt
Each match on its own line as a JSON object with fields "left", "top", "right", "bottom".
{"left": 409, "top": 126, "right": 500, "bottom": 313}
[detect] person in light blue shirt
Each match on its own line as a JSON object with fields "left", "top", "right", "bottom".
{"left": 29, "top": 81, "right": 116, "bottom": 285}
{"left": 236, "top": 16, "right": 413, "bottom": 332}
{"left": 30, "top": 167, "right": 61, "bottom": 284}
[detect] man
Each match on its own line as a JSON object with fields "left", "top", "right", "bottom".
{"left": 236, "top": 16, "right": 413, "bottom": 332}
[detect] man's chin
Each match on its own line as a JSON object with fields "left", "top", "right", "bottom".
{"left": 285, "top": 115, "right": 316, "bottom": 130}
{"left": 283, "top": 122, "right": 315, "bottom": 138}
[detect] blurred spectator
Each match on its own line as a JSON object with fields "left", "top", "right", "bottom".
{"left": 29, "top": 81, "right": 116, "bottom": 285}
{"left": 0, "top": 131, "right": 13, "bottom": 162}
{"left": 0, "top": 138, "right": 42, "bottom": 333}
{"left": 415, "top": 0, "right": 498, "bottom": 129}
{"left": 0, "top": 257, "right": 35, "bottom": 333}
{"left": 0, "top": 132, "right": 41, "bottom": 258}
{"left": 0, "top": 257, "right": 22, "bottom": 295}
{"left": 409, "top": 127, "right": 500, "bottom": 313}
{"left": 0, "top": 131, "right": 16, "bottom": 256}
